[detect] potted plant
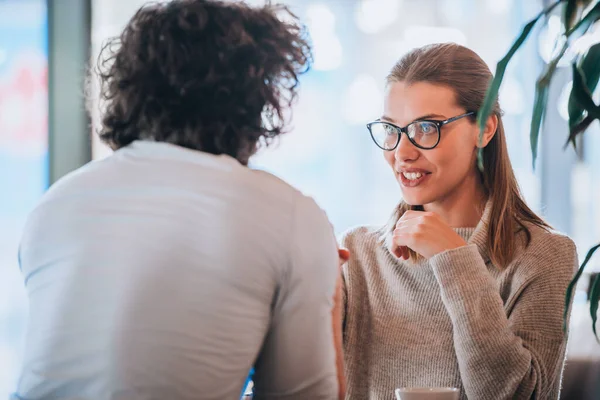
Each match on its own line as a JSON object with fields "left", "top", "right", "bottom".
{"left": 477, "top": 0, "right": 600, "bottom": 337}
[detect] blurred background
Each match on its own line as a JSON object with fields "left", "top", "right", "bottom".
{"left": 1, "top": 0, "right": 599, "bottom": 398}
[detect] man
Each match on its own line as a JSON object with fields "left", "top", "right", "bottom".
{"left": 15, "top": 1, "right": 344, "bottom": 399}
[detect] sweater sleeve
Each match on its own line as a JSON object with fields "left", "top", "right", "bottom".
{"left": 429, "top": 236, "right": 578, "bottom": 400}
{"left": 340, "top": 266, "right": 348, "bottom": 342}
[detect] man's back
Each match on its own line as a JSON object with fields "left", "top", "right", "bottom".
{"left": 16, "top": 141, "right": 339, "bottom": 399}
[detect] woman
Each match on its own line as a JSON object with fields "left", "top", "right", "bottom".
{"left": 340, "top": 43, "right": 578, "bottom": 399}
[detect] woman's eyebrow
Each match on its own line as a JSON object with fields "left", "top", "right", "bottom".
{"left": 380, "top": 113, "right": 448, "bottom": 124}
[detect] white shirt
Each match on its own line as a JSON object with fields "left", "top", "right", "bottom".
{"left": 15, "top": 141, "right": 339, "bottom": 400}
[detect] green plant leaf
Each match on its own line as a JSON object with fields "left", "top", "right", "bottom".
{"left": 568, "top": 43, "right": 600, "bottom": 131}
{"left": 477, "top": 0, "right": 564, "bottom": 172}
{"left": 530, "top": 44, "right": 567, "bottom": 167}
{"left": 530, "top": 81, "right": 550, "bottom": 168}
{"left": 567, "top": 61, "right": 600, "bottom": 146}
{"left": 477, "top": 16, "right": 542, "bottom": 134}
{"left": 578, "top": 39, "right": 600, "bottom": 91}
{"left": 564, "top": 0, "right": 596, "bottom": 30}
{"left": 564, "top": 0, "right": 581, "bottom": 31}
{"left": 477, "top": 148, "right": 484, "bottom": 172}
{"left": 590, "top": 273, "right": 600, "bottom": 341}
{"left": 477, "top": 20, "right": 537, "bottom": 134}
{"left": 566, "top": 1, "right": 600, "bottom": 38}
{"left": 565, "top": 243, "right": 600, "bottom": 332}
{"left": 572, "top": 63, "right": 600, "bottom": 118}
{"left": 567, "top": 95, "right": 584, "bottom": 131}
{"left": 565, "top": 114, "right": 595, "bottom": 148}
{"left": 569, "top": 43, "right": 600, "bottom": 130}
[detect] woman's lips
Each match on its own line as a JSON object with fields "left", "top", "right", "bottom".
{"left": 397, "top": 170, "right": 431, "bottom": 187}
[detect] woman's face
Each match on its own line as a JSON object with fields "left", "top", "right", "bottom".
{"left": 382, "top": 81, "right": 481, "bottom": 207}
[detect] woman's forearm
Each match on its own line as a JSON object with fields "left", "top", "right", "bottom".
{"left": 429, "top": 243, "right": 576, "bottom": 399}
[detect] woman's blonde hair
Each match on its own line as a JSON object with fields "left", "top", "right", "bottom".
{"left": 381, "top": 43, "right": 549, "bottom": 267}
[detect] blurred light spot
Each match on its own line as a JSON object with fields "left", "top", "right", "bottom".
{"left": 538, "top": 15, "right": 563, "bottom": 63}
{"left": 486, "top": 0, "right": 512, "bottom": 15}
{"left": 306, "top": 3, "right": 335, "bottom": 30}
{"left": 254, "top": 86, "right": 333, "bottom": 166}
{"left": 355, "top": 0, "right": 402, "bottom": 35}
{"left": 499, "top": 77, "right": 525, "bottom": 115}
{"left": 558, "top": 80, "right": 573, "bottom": 122}
{"left": 0, "top": 49, "right": 6, "bottom": 67}
{"left": 572, "top": 25, "right": 600, "bottom": 54}
{"left": 538, "top": 15, "right": 575, "bottom": 66}
{"left": 306, "top": 4, "right": 342, "bottom": 71}
{"left": 440, "top": 0, "right": 472, "bottom": 24}
{"left": 311, "top": 38, "right": 343, "bottom": 71}
{"left": 572, "top": 163, "right": 592, "bottom": 208}
{"left": 342, "top": 74, "right": 383, "bottom": 125}
{"left": 403, "top": 26, "right": 467, "bottom": 49}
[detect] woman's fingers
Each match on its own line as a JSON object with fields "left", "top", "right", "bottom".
{"left": 338, "top": 248, "right": 350, "bottom": 263}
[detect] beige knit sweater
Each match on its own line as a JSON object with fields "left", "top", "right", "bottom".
{"left": 340, "top": 207, "right": 578, "bottom": 400}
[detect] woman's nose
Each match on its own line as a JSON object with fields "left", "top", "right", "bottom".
{"left": 394, "top": 133, "right": 420, "bottom": 162}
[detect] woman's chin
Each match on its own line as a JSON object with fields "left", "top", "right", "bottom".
{"left": 401, "top": 195, "right": 424, "bottom": 207}
{"left": 400, "top": 190, "right": 434, "bottom": 207}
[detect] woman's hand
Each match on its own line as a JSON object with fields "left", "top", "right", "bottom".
{"left": 392, "top": 211, "right": 468, "bottom": 260}
{"left": 337, "top": 248, "right": 350, "bottom": 277}
{"left": 334, "top": 247, "right": 350, "bottom": 308}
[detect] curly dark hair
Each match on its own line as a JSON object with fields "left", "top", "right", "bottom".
{"left": 93, "top": 0, "right": 312, "bottom": 164}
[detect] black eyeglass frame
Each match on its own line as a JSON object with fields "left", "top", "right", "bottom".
{"left": 366, "top": 111, "right": 477, "bottom": 150}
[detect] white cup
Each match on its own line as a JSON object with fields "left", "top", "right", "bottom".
{"left": 395, "top": 387, "right": 459, "bottom": 400}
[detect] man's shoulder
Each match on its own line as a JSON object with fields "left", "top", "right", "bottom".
{"left": 248, "top": 169, "right": 306, "bottom": 198}
{"left": 249, "top": 169, "right": 330, "bottom": 221}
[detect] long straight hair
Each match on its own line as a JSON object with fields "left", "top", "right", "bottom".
{"left": 381, "top": 43, "right": 550, "bottom": 268}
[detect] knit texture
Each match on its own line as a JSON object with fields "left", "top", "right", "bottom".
{"left": 340, "top": 205, "right": 578, "bottom": 400}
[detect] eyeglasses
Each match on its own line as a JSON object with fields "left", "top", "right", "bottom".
{"left": 366, "top": 111, "right": 476, "bottom": 151}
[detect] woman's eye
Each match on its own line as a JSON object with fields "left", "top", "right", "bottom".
{"left": 418, "top": 123, "right": 434, "bottom": 134}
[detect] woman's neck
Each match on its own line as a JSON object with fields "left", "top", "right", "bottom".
{"left": 423, "top": 173, "right": 487, "bottom": 228}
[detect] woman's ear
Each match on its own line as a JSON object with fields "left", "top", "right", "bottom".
{"left": 475, "top": 114, "right": 498, "bottom": 148}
